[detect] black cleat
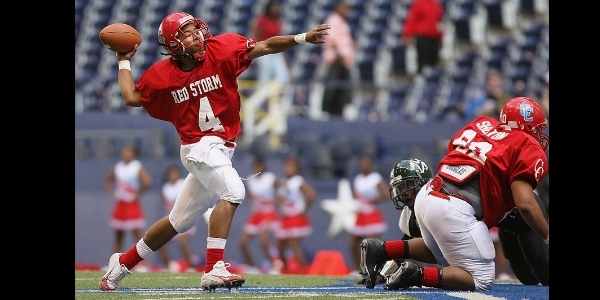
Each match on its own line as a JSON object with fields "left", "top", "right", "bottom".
{"left": 384, "top": 260, "right": 423, "bottom": 290}
{"left": 360, "top": 238, "right": 388, "bottom": 289}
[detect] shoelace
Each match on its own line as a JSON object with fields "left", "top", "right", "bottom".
{"left": 213, "top": 262, "right": 235, "bottom": 277}
{"left": 109, "top": 264, "right": 130, "bottom": 282}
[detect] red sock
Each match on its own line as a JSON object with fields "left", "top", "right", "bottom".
{"left": 384, "top": 240, "right": 408, "bottom": 259}
{"left": 119, "top": 244, "right": 143, "bottom": 270}
{"left": 421, "top": 266, "right": 442, "bottom": 287}
{"left": 205, "top": 248, "right": 224, "bottom": 272}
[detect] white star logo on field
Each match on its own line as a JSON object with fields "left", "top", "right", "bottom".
{"left": 320, "top": 179, "right": 359, "bottom": 238}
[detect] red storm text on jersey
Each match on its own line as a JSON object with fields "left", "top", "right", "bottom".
{"left": 135, "top": 33, "right": 256, "bottom": 144}
{"left": 437, "top": 115, "right": 548, "bottom": 227}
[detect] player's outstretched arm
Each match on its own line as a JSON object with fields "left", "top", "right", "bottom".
{"left": 116, "top": 45, "right": 143, "bottom": 107}
{"left": 511, "top": 180, "right": 549, "bottom": 242}
{"left": 248, "top": 24, "right": 330, "bottom": 59}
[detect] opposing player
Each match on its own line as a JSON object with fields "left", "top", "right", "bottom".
{"left": 157, "top": 165, "right": 198, "bottom": 272}
{"left": 359, "top": 158, "right": 432, "bottom": 285}
{"left": 361, "top": 97, "right": 549, "bottom": 291}
{"left": 238, "top": 158, "right": 279, "bottom": 273}
{"left": 348, "top": 156, "right": 389, "bottom": 272}
{"left": 390, "top": 159, "right": 431, "bottom": 240}
{"left": 99, "top": 11, "right": 330, "bottom": 291}
{"left": 105, "top": 145, "right": 151, "bottom": 254}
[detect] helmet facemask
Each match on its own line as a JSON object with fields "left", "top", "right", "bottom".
{"left": 159, "top": 18, "right": 211, "bottom": 63}
{"left": 390, "top": 176, "right": 422, "bottom": 210}
{"left": 530, "top": 122, "right": 549, "bottom": 151}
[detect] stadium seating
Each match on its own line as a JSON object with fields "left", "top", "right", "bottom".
{"left": 76, "top": 0, "right": 548, "bottom": 122}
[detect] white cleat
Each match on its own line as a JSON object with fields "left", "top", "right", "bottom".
{"left": 200, "top": 261, "right": 245, "bottom": 291}
{"left": 99, "top": 253, "right": 131, "bottom": 291}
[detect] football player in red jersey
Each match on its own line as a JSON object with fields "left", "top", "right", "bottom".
{"left": 360, "top": 97, "right": 549, "bottom": 292}
{"left": 100, "top": 12, "right": 330, "bottom": 291}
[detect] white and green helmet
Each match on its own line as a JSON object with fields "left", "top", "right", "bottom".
{"left": 389, "top": 158, "right": 432, "bottom": 209}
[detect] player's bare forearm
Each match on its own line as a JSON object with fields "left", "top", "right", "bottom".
{"left": 117, "top": 69, "right": 142, "bottom": 107}
{"left": 517, "top": 201, "right": 549, "bottom": 239}
{"left": 253, "top": 35, "right": 296, "bottom": 56}
{"left": 248, "top": 24, "right": 330, "bottom": 59}
{"left": 511, "top": 180, "right": 549, "bottom": 240}
{"left": 116, "top": 45, "right": 143, "bottom": 106}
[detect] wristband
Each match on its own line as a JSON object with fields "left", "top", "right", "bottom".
{"left": 118, "top": 60, "right": 131, "bottom": 71}
{"left": 294, "top": 33, "right": 308, "bottom": 44}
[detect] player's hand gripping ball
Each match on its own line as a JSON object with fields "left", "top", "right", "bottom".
{"left": 99, "top": 23, "right": 142, "bottom": 54}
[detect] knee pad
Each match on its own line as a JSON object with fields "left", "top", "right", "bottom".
{"left": 211, "top": 165, "right": 245, "bottom": 204}
{"left": 167, "top": 175, "right": 211, "bottom": 233}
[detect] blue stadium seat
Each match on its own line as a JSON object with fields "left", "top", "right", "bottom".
{"left": 390, "top": 45, "right": 407, "bottom": 75}
{"left": 358, "top": 60, "right": 374, "bottom": 82}
{"left": 75, "top": 0, "right": 548, "bottom": 118}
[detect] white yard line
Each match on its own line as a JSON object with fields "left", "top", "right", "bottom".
{"left": 447, "top": 291, "right": 506, "bottom": 300}
{"left": 144, "top": 294, "right": 324, "bottom": 300}
{"left": 143, "top": 293, "right": 412, "bottom": 300}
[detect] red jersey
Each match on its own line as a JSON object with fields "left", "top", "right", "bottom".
{"left": 437, "top": 116, "right": 548, "bottom": 227}
{"left": 135, "top": 33, "right": 256, "bottom": 145}
{"left": 403, "top": 0, "right": 444, "bottom": 39}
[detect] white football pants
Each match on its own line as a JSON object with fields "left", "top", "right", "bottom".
{"left": 168, "top": 136, "right": 245, "bottom": 233}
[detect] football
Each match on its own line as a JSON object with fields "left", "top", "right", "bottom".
{"left": 99, "top": 23, "right": 142, "bottom": 53}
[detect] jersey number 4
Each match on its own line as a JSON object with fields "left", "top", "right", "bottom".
{"left": 198, "top": 97, "right": 224, "bottom": 132}
{"left": 452, "top": 129, "right": 492, "bottom": 164}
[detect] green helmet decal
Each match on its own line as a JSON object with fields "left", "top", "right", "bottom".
{"left": 389, "top": 158, "right": 432, "bottom": 209}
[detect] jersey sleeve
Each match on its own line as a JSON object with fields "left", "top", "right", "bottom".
{"left": 446, "top": 120, "right": 471, "bottom": 152}
{"left": 133, "top": 65, "right": 173, "bottom": 121}
{"left": 135, "top": 68, "right": 159, "bottom": 103}
{"left": 509, "top": 142, "right": 548, "bottom": 188}
{"left": 213, "top": 33, "right": 256, "bottom": 77}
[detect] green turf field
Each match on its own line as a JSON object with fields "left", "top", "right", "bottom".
{"left": 75, "top": 271, "right": 415, "bottom": 300}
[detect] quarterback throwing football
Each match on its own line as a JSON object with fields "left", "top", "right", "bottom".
{"left": 99, "top": 12, "right": 329, "bottom": 291}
